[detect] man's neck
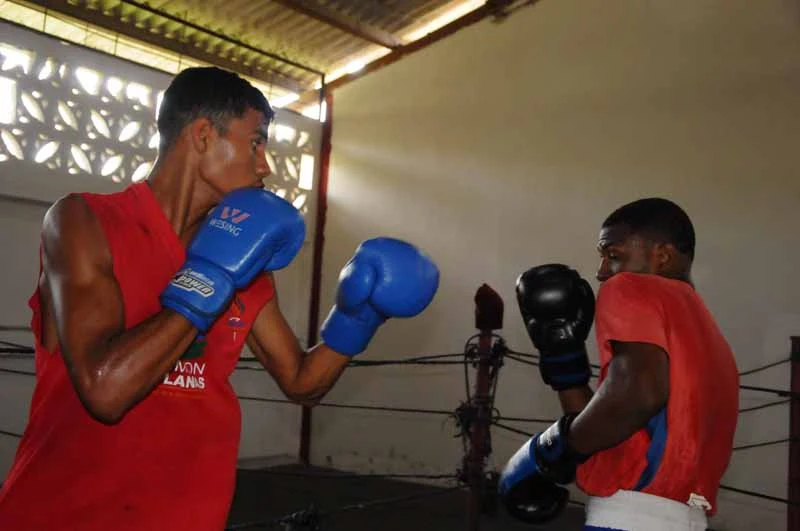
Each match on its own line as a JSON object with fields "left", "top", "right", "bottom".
{"left": 657, "top": 270, "right": 694, "bottom": 288}
{"left": 145, "top": 156, "right": 217, "bottom": 245}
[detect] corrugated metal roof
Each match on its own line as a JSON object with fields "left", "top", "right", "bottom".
{"left": 4, "top": 0, "right": 534, "bottom": 113}
{"left": 12, "top": 0, "right": 462, "bottom": 90}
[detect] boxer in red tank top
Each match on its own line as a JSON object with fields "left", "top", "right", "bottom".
{"left": 499, "top": 198, "right": 738, "bottom": 531}
{"left": 572, "top": 199, "right": 738, "bottom": 530}
{"left": 0, "top": 66, "right": 440, "bottom": 530}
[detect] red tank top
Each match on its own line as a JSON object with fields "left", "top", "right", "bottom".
{"left": 0, "top": 182, "right": 275, "bottom": 530}
{"left": 576, "top": 273, "right": 739, "bottom": 515}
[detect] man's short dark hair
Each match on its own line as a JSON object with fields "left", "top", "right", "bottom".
{"left": 156, "top": 66, "right": 274, "bottom": 152}
{"left": 602, "top": 197, "right": 696, "bottom": 260}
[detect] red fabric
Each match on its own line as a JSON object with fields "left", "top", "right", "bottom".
{"left": 576, "top": 273, "right": 739, "bottom": 515}
{"left": 0, "top": 182, "right": 274, "bottom": 530}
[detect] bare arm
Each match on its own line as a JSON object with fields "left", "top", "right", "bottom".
{"left": 41, "top": 195, "right": 198, "bottom": 424}
{"left": 246, "top": 284, "right": 349, "bottom": 406}
{"left": 566, "top": 341, "right": 669, "bottom": 455}
{"left": 558, "top": 385, "right": 594, "bottom": 415}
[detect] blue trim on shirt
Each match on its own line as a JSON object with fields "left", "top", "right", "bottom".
{"left": 633, "top": 408, "right": 668, "bottom": 491}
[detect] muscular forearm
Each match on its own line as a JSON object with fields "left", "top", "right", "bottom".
{"left": 43, "top": 194, "right": 203, "bottom": 425}
{"left": 63, "top": 310, "right": 197, "bottom": 423}
{"left": 283, "top": 344, "right": 350, "bottom": 406}
{"left": 558, "top": 385, "right": 593, "bottom": 415}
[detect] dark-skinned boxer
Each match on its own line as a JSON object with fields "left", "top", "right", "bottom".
{"left": 499, "top": 198, "right": 739, "bottom": 531}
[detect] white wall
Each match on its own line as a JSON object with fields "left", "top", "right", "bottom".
{"left": 317, "top": 1, "right": 800, "bottom": 529}
{"left": 0, "top": 21, "right": 322, "bottom": 477}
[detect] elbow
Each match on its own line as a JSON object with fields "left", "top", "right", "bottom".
{"left": 280, "top": 373, "right": 330, "bottom": 407}
{"left": 89, "top": 406, "right": 126, "bottom": 426}
{"left": 73, "top": 372, "right": 129, "bottom": 425}
{"left": 284, "top": 386, "right": 324, "bottom": 408}
{"left": 297, "top": 397, "right": 321, "bottom": 408}
{"left": 80, "top": 394, "right": 127, "bottom": 425}
{"left": 286, "top": 392, "right": 322, "bottom": 408}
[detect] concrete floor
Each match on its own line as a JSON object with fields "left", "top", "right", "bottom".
{"left": 226, "top": 464, "right": 586, "bottom": 531}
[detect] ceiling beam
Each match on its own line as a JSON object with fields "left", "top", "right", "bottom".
{"left": 270, "top": 0, "right": 402, "bottom": 50}
{"left": 119, "top": 0, "right": 323, "bottom": 75}
{"left": 289, "top": 1, "right": 500, "bottom": 111}
{"left": 22, "top": 0, "right": 313, "bottom": 94}
{"left": 288, "top": 0, "right": 543, "bottom": 112}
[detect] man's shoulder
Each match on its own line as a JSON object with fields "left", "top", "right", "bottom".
{"left": 43, "top": 193, "right": 95, "bottom": 235}
{"left": 598, "top": 274, "right": 696, "bottom": 318}
{"left": 64, "top": 184, "right": 149, "bottom": 231}
{"left": 41, "top": 184, "right": 143, "bottom": 255}
{"left": 598, "top": 272, "right": 654, "bottom": 296}
{"left": 78, "top": 183, "right": 141, "bottom": 209}
{"left": 596, "top": 273, "right": 679, "bottom": 313}
{"left": 600, "top": 272, "right": 684, "bottom": 293}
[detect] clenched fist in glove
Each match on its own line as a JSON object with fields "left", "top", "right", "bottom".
{"left": 516, "top": 264, "right": 595, "bottom": 391}
{"left": 498, "top": 414, "right": 587, "bottom": 524}
{"left": 320, "top": 237, "right": 439, "bottom": 356}
{"left": 161, "top": 188, "right": 305, "bottom": 332}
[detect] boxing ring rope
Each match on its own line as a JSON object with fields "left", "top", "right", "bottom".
{"left": 1, "top": 293, "right": 799, "bottom": 529}
{"left": 739, "top": 399, "right": 791, "bottom": 413}
{"left": 237, "top": 395, "right": 456, "bottom": 418}
{"left": 0, "top": 339, "right": 34, "bottom": 356}
{"left": 5, "top": 356, "right": 795, "bottom": 402}
{"left": 0, "top": 332, "right": 795, "bottom": 400}
{"left": 739, "top": 358, "right": 791, "bottom": 377}
{"left": 505, "top": 347, "right": 602, "bottom": 371}
{"left": 719, "top": 485, "right": 800, "bottom": 508}
{"left": 3, "top": 347, "right": 797, "bottom": 521}
{"left": 238, "top": 352, "right": 468, "bottom": 365}
{"left": 732, "top": 438, "right": 798, "bottom": 452}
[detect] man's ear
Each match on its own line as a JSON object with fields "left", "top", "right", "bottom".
{"left": 654, "top": 242, "right": 678, "bottom": 272}
{"left": 187, "top": 118, "right": 214, "bottom": 154}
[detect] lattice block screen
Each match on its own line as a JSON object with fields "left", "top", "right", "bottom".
{"left": 0, "top": 20, "right": 322, "bottom": 222}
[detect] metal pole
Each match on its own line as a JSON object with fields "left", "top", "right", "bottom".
{"left": 465, "top": 284, "right": 504, "bottom": 531}
{"left": 789, "top": 336, "right": 800, "bottom": 531}
{"left": 299, "top": 79, "right": 331, "bottom": 466}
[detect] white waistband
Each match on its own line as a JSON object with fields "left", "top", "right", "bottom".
{"left": 586, "top": 490, "right": 708, "bottom": 531}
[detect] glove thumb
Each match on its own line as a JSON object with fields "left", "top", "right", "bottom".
{"left": 336, "top": 256, "right": 376, "bottom": 311}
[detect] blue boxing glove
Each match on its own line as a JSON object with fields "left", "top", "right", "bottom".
{"left": 320, "top": 237, "right": 439, "bottom": 356}
{"left": 161, "top": 188, "right": 305, "bottom": 332}
{"left": 498, "top": 415, "right": 586, "bottom": 524}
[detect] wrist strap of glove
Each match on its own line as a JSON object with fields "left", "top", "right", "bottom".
{"left": 539, "top": 345, "right": 592, "bottom": 391}
{"left": 319, "top": 306, "right": 385, "bottom": 357}
{"left": 534, "top": 414, "right": 590, "bottom": 485}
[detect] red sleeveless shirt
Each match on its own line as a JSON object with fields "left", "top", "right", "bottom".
{"left": 0, "top": 182, "right": 274, "bottom": 530}
{"left": 576, "top": 273, "right": 739, "bottom": 515}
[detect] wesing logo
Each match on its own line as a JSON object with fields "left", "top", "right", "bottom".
{"left": 209, "top": 207, "right": 251, "bottom": 236}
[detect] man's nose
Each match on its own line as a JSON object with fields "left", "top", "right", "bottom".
{"left": 596, "top": 259, "right": 611, "bottom": 282}
{"left": 255, "top": 150, "right": 271, "bottom": 179}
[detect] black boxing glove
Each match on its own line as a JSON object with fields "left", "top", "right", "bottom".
{"left": 516, "top": 264, "right": 595, "bottom": 391}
